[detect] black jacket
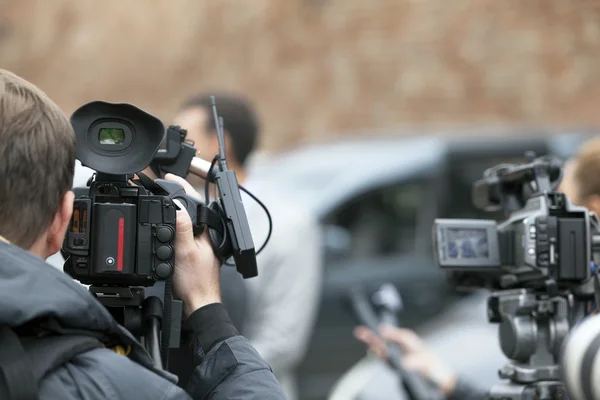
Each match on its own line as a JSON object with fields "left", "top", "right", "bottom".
{"left": 0, "top": 241, "right": 287, "bottom": 399}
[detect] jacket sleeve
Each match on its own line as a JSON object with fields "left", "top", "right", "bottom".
{"left": 447, "top": 375, "right": 488, "bottom": 400}
{"left": 182, "top": 303, "right": 288, "bottom": 400}
{"left": 244, "top": 215, "right": 323, "bottom": 375}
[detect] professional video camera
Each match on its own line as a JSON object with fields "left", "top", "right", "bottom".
{"left": 433, "top": 153, "right": 600, "bottom": 400}
{"left": 61, "top": 98, "right": 262, "bottom": 369}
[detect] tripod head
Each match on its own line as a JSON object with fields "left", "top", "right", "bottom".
{"left": 486, "top": 287, "right": 579, "bottom": 400}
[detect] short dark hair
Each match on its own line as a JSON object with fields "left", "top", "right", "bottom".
{"left": 181, "top": 92, "right": 259, "bottom": 166}
{"left": 0, "top": 69, "right": 76, "bottom": 248}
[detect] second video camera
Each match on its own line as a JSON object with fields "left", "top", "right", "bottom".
{"left": 433, "top": 154, "right": 600, "bottom": 291}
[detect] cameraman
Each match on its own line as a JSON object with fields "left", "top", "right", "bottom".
{"left": 0, "top": 69, "right": 286, "bottom": 399}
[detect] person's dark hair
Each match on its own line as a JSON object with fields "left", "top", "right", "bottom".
{"left": 180, "top": 92, "right": 259, "bottom": 166}
{"left": 0, "top": 69, "right": 76, "bottom": 248}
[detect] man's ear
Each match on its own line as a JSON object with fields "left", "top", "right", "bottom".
{"left": 46, "top": 191, "right": 74, "bottom": 257}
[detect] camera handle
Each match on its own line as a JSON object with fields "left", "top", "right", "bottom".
{"left": 89, "top": 286, "right": 165, "bottom": 369}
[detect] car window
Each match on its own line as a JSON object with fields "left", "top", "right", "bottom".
{"left": 324, "top": 181, "right": 426, "bottom": 261}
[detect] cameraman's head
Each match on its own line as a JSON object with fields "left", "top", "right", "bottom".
{"left": 560, "top": 138, "right": 600, "bottom": 216}
{"left": 175, "top": 92, "right": 259, "bottom": 187}
{"left": 0, "top": 69, "right": 75, "bottom": 258}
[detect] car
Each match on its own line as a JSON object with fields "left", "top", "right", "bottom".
{"left": 250, "top": 130, "right": 595, "bottom": 400}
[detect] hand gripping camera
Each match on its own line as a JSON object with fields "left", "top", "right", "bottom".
{"left": 61, "top": 99, "right": 259, "bottom": 369}
{"left": 433, "top": 154, "right": 600, "bottom": 400}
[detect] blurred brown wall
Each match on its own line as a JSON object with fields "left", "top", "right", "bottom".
{"left": 1, "top": 0, "right": 600, "bottom": 151}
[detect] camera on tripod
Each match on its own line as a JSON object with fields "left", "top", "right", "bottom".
{"left": 434, "top": 154, "right": 599, "bottom": 290}
{"left": 433, "top": 153, "right": 600, "bottom": 400}
{"left": 61, "top": 99, "right": 260, "bottom": 369}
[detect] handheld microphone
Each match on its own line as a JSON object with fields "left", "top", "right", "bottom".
{"left": 344, "top": 287, "right": 439, "bottom": 400}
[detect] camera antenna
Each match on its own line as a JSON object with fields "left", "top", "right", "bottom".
{"left": 210, "top": 96, "right": 228, "bottom": 171}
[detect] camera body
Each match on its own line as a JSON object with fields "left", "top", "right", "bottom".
{"left": 433, "top": 155, "right": 598, "bottom": 290}
{"left": 434, "top": 193, "right": 594, "bottom": 289}
{"left": 62, "top": 100, "right": 257, "bottom": 289}
{"left": 63, "top": 175, "right": 177, "bottom": 287}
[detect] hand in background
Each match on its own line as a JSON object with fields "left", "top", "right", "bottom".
{"left": 164, "top": 173, "right": 221, "bottom": 317}
{"left": 354, "top": 325, "right": 458, "bottom": 396}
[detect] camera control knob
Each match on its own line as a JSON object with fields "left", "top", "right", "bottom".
{"left": 156, "top": 226, "right": 174, "bottom": 243}
{"left": 155, "top": 263, "right": 173, "bottom": 280}
{"left": 156, "top": 245, "right": 173, "bottom": 261}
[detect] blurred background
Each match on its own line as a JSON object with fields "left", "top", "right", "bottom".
{"left": 4, "top": 1, "right": 600, "bottom": 399}
{"left": 3, "top": 0, "right": 600, "bottom": 149}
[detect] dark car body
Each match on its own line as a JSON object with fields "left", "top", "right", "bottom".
{"left": 251, "top": 131, "right": 595, "bottom": 400}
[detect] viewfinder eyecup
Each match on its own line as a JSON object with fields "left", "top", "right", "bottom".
{"left": 71, "top": 101, "right": 165, "bottom": 175}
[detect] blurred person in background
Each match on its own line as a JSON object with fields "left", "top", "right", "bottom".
{"left": 170, "top": 92, "right": 323, "bottom": 400}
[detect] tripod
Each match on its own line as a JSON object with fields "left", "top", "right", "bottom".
{"left": 90, "top": 286, "right": 166, "bottom": 368}
{"left": 486, "top": 288, "right": 584, "bottom": 400}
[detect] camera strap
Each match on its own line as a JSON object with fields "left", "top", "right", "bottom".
{"left": 0, "top": 326, "right": 37, "bottom": 399}
{"left": 133, "top": 171, "right": 169, "bottom": 196}
{"left": 0, "top": 326, "right": 102, "bottom": 400}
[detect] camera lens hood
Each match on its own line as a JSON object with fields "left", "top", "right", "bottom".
{"left": 71, "top": 101, "right": 165, "bottom": 175}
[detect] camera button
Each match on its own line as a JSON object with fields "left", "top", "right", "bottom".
{"left": 73, "top": 238, "right": 87, "bottom": 246}
{"left": 156, "top": 226, "right": 174, "bottom": 243}
{"left": 156, "top": 245, "right": 173, "bottom": 261}
{"left": 164, "top": 206, "right": 176, "bottom": 224}
{"left": 155, "top": 263, "right": 173, "bottom": 280}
